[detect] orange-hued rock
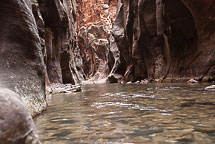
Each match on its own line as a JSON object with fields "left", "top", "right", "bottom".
{"left": 77, "top": 0, "right": 215, "bottom": 83}
{"left": 77, "top": 0, "right": 117, "bottom": 30}
{"left": 77, "top": 0, "right": 118, "bottom": 82}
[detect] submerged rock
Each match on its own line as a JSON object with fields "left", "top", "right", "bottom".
{"left": 46, "top": 83, "right": 82, "bottom": 94}
{"left": 194, "top": 126, "right": 215, "bottom": 133}
{"left": 140, "top": 79, "right": 149, "bottom": 84}
{"left": 106, "top": 74, "right": 119, "bottom": 83}
{"left": 187, "top": 79, "right": 198, "bottom": 83}
{"left": 205, "top": 85, "right": 215, "bottom": 90}
{"left": 135, "top": 81, "right": 140, "bottom": 84}
{"left": 0, "top": 88, "right": 40, "bottom": 144}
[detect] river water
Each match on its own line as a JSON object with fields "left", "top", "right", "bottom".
{"left": 35, "top": 83, "right": 215, "bottom": 144}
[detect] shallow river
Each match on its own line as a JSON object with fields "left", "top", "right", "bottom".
{"left": 35, "top": 83, "right": 215, "bottom": 144}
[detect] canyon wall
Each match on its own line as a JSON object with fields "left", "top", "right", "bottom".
{"left": 34, "top": 0, "right": 85, "bottom": 85}
{"left": 111, "top": 0, "right": 215, "bottom": 82}
{"left": 0, "top": 0, "right": 85, "bottom": 115}
{"left": 181, "top": 0, "right": 215, "bottom": 82}
{"left": 0, "top": 0, "right": 84, "bottom": 142}
{"left": 77, "top": 0, "right": 215, "bottom": 83}
{"left": 0, "top": 0, "right": 47, "bottom": 116}
{"left": 77, "top": 0, "right": 118, "bottom": 82}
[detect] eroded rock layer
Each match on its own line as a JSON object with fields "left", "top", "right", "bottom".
{"left": 77, "top": 0, "right": 118, "bottom": 82}
{"left": 77, "top": 0, "right": 117, "bottom": 29}
{"left": 0, "top": 0, "right": 47, "bottom": 116}
{"left": 112, "top": 0, "right": 215, "bottom": 82}
{"left": 0, "top": 0, "right": 85, "bottom": 117}
{"left": 34, "top": 0, "right": 85, "bottom": 84}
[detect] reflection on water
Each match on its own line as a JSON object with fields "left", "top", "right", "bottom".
{"left": 35, "top": 83, "right": 215, "bottom": 144}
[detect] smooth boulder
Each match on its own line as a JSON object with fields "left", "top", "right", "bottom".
{"left": 0, "top": 88, "right": 40, "bottom": 144}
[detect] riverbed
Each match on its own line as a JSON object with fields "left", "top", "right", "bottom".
{"left": 35, "top": 83, "right": 215, "bottom": 144}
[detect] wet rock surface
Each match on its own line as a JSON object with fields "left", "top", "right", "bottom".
{"left": 205, "top": 85, "right": 215, "bottom": 90}
{"left": 187, "top": 79, "right": 198, "bottom": 83}
{"left": 46, "top": 83, "right": 81, "bottom": 95}
{"left": 0, "top": 0, "right": 47, "bottom": 116}
{"left": 0, "top": 88, "right": 41, "bottom": 144}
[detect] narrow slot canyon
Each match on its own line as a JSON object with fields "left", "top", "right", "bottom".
{"left": 0, "top": 0, "right": 215, "bottom": 143}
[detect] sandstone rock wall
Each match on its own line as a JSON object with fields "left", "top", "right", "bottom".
{"left": 0, "top": 89, "right": 41, "bottom": 144}
{"left": 34, "top": 0, "right": 85, "bottom": 84}
{"left": 0, "top": 0, "right": 86, "bottom": 117}
{"left": 77, "top": 0, "right": 117, "bottom": 30}
{"left": 0, "top": 0, "right": 47, "bottom": 116}
{"left": 181, "top": 0, "right": 215, "bottom": 82}
{"left": 77, "top": 0, "right": 215, "bottom": 83}
{"left": 112, "top": 0, "right": 215, "bottom": 82}
{"left": 77, "top": 0, "right": 118, "bottom": 82}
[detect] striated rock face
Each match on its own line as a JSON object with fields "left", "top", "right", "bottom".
{"left": 77, "top": 0, "right": 117, "bottom": 29}
{"left": 33, "top": 0, "right": 85, "bottom": 84}
{"left": 0, "top": 0, "right": 85, "bottom": 117}
{"left": 181, "top": 0, "right": 215, "bottom": 82}
{"left": 77, "top": 0, "right": 215, "bottom": 83}
{"left": 112, "top": 0, "right": 215, "bottom": 82}
{"left": 0, "top": 89, "right": 41, "bottom": 144}
{"left": 0, "top": 0, "right": 47, "bottom": 116}
{"left": 78, "top": 25, "right": 112, "bottom": 80}
{"left": 77, "top": 0, "right": 118, "bottom": 82}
